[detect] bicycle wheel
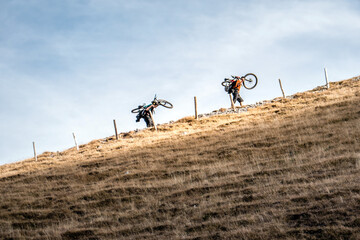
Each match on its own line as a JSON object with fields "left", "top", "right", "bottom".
{"left": 157, "top": 99, "right": 173, "bottom": 109}
{"left": 131, "top": 107, "right": 142, "bottom": 113}
{"left": 243, "top": 73, "right": 258, "bottom": 90}
{"left": 221, "top": 80, "right": 231, "bottom": 86}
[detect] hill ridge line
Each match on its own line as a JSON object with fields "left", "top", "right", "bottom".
{"left": 0, "top": 76, "right": 359, "bottom": 169}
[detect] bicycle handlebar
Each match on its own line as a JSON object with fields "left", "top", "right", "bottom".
{"left": 230, "top": 75, "right": 244, "bottom": 79}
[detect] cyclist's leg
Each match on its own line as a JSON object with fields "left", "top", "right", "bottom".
{"left": 232, "top": 91, "right": 237, "bottom": 104}
{"left": 237, "top": 93, "right": 244, "bottom": 107}
{"left": 233, "top": 90, "right": 240, "bottom": 104}
{"left": 144, "top": 114, "right": 154, "bottom": 127}
{"left": 144, "top": 115, "right": 150, "bottom": 127}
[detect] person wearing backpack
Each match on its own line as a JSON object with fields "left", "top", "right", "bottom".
{"left": 228, "top": 76, "right": 245, "bottom": 107}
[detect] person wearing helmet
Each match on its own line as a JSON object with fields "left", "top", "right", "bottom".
{"left": 228, "top": 76, "right": 245, "bottom": 107}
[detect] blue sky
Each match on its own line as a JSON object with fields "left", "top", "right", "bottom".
{"left": 1, "top": 0, "right": 359, "bottom": 165}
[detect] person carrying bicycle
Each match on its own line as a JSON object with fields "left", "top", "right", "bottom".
{"left": 222, "top": 73, "right": 258, "bottom": 108}
{"left": 135, "top": 101, "right": 158, "bottom": 127}
{"left": 132, "top": 95, "right": 174, "bottom": 128}
{"left": 228, "top": 76, "right": 245, "bottom": 107}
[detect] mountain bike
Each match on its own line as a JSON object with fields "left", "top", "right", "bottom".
{"left": 221, "top": 73, "right": 258, "bottom": 91}
{"left": 132, "top": 95, "right": 173, "bottom": 128}
{"left": 131, "top": 95, "right": 173, "bottom": 114}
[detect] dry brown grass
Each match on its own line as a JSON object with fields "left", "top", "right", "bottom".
{"left": 1, "top": 77, "right": 359, "bottom": 240}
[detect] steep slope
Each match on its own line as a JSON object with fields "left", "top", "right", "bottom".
{"left": 0, "top": 77, "right": 359, "bottom": 240}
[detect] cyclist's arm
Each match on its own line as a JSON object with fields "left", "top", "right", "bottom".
{"left": 145, "top": 104, "right": 156, "bottom": 111}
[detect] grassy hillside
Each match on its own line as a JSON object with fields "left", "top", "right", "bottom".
{"left": 0, "top": 77, "right": 359, "bottom": 240}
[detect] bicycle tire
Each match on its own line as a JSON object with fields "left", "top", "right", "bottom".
{"left": 243, "top": 73, "right": 258, "bottom": 90}
{"left": 157, "top": 99, "right": 173, "bottom": 109}
{"left": 131, "top": 107, "right": 142, "bottom": 113}
{"left": 221, "top": 80, "right": 231, "bottom": 86}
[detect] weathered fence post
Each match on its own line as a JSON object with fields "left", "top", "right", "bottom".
{"left": 324, "top": 68, "right": 330, "bottom": 89}
{"left": 194, "top": 96, "right": 198, "bottom": 120}
{"left": 113, "top": 119, "right": 118, "bottom": 140}
{"left": 229, "top": 94, "right": 235, "bottom": 111}
{"left": 149, "top": 111, "right": 157, "bottom": 131}
{"left": 72, "top": 132, "right": 79, "bottom": 151}
{"left": 278, "top": 79, "right": 286, "bottom": 98}
{"left": 33, "top": 142, "right": 37, "bottom": 161}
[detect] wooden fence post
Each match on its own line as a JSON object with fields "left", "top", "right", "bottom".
{"left": 113, "top": 119, "right": 118, "bottom": 140}
{"left": 149, "top": 111, "right": 157, "bottom": 131}
{"left": 72, "top": 132, "right": 79, "bottom": 151}
{"left": 278, "top": 79, "right": 286, "bottom": 98}
{"left": 229, "top": 94, "right": 235, "bottom": 111}
{"left": 33, "top": 142, "right": 37, "bottom": 161}
{"left": 194, "top": 96, "right": 198, "bottom": 120}
{"left": 324, "top": 68, "right": 330, "bottom": 89}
